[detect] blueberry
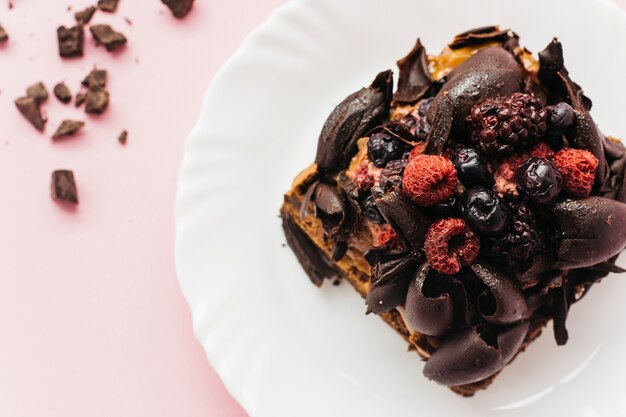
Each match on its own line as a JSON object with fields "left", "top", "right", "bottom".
{"left": 454, "top": 148, "right": 494, "bottom": 187}
{"left": 516, "top": 157, "right": 562, "bottom": 205}
{"left": 546, "top": 102, "right": 575, "bottom": 135}
{"left": 415, "top": 117, "right": 431, "bottom": 141}
{"left": 367, "top": 132, "right": 405, "bottom": 168}
{"left": 462, "top": 187, "right": 508, "bottom": 235}
{"left": 427, "top": 195, "right": 458, "bottom": 218}
{"left": 362, "top": 195, "right": 384, "bottom": 224}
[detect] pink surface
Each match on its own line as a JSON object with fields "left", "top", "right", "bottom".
{"left": 0, "top": 0, "right": 286, "bottom": 416}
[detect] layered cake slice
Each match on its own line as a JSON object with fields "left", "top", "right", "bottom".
{"left": 280, "top": 27, "right": 626, "bottom": 396}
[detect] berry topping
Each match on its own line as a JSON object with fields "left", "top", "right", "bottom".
{"left": 453, "top": 147, "right": 494, "bottom": 187}
{"left": 408, "top": 141, "right": 427, "bottom": 161}
{"left": 402, "top": 154, "right": 458, "bottom": 206}
{"left": 362, "top": 194, "right": 384, "bottom": 224}
{"left": 379, "top": 159, "right": 407, "bottom": 191}
{"left": 467, "top": 93, "right": 548, "bottom": 155}
{"left": 353, "top": 165, "right": 375, "bottom": 191}
{"left": 373, "top": 224, "right": 397, "bottom": 247}
{"left": 545, "top": 102, "right": 576, "bottom": 135}
{"left": 484, "top": 202, "right": 543, "bottom": 266}
{"left": 427, "top": 195, "right": 459, "bottom": 218}
{"left": 462, "top": 187, "right": 509, "bottom": 235}
{"left": 368, "top": 131, "right": 405, "bottom": 168}
{"left": 493, "top": 152, "right": 530, "bottom": 197}
{"left": 530, "top": 142, "right": 555, "bottom": 159}
{"left": 424, "top": 218, "right": 480, "bottom": 275}
{"left": 554, "top": 148, "right": 598, "bottom": 198}
{"left": 516, "top": 157, "right": 562, "bottom": 205}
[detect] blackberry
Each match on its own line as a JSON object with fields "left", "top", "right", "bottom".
{"left": 516, "top": 157, "right": 562, "bottom": 205}
{"left": 467, "top": 93, "right": 548, "bottom": 156}
{"left": 545, "top": 102, "right": 575, "bottom": 135}
{"left": 367, "top": 131, "right": 405, "bottom": 168}
{"left": 379, "top": 159, "right": 406, "bottom": 191}
{"left": 462, "top": 187, "right": 509, "bottom": 235}
{"left": 362, "top": 195, "right": 384, "bottom": 224}
{"left": 485, "top": 202, "right": 543, "bottom": 266}
{"left": 454, "top": 147, "right": 494, "bottom": 187}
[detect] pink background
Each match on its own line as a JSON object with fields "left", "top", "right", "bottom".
{"left": 0, "top": 0, "right": 286, "bottom": 416}
{"left": 1, "top": 1, "right": 625, "bottom": 416}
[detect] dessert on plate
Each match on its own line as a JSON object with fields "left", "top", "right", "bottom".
{"left": 280, "top": 26, "right": 626, "bottom": 396}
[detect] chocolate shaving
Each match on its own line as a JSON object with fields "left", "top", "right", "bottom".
{"left": 26, "top": 82, "right": 48, "bottom": 103}
{"left": 366, "top": 256, "right": 418, "bottom": 313}
{"left": 313, "top": 183, "right": 347, "bottom": 235}
{"left": 282, "top": 215, "right": 337, "bottom": 287}
{"left": 367, "top": 122, "right": 417, "bottom": 146}
{"left": 85, "top": 87, "right": 109, "bottom": 114}
{"left": 337, "top": 171, "right": 359, "bottom": 201}
{"left": 82, "top": 69, "right": 107, "bottom": 89}
{"left": 299, "top": 180, "right": 319, "bottom": 220}
{"left": 97, "top": 0, "right": 119, "bottom": 12}
{"left": 51, "top": 170, "right": 79, "bottom": 204}
{"left": 315, "top": 70, "right": 393, "bottom": 173}
{"left": 118, "top": 130, "right": 128, "bottom": 145}
{"left": 374, "top": 189, "right": 432, "bottom": 251}
{"left": 52, "top": 120, "right": 84, "bottom": 139}
{"left": 15, "top": 96, "right": 46, "bottom": 131}
{"left": 0, "top": 25, "right": 8, "bottom": 43}
{"left": 161, "top": 0, "right": 194, "bottom": 18}
{"left": 75, "top": 6, "right": 96, "bottom": 25}
{"left": 331, "top": 241, "right": 348, "bottom": 262}
{"left": 53, "top": 83, "right": 72, "bottom": 104}
{"left": 393, "top": 39, "right": 434, "bottom": 103}
{"left": 449, "top": 26, "right": 512, "bottom": 50}
{"left": 57, "top": 25, "right": 84, "bottom": 58}
{"left": 90, "top": 24, "right": 127, "bottom": 52}
{"left": 552, "top": 285, "right": 569, "bottom": 345}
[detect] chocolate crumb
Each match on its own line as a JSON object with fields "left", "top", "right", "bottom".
{"left": 82, "top": 68, "right": 107, "bottom": 89}
{"left": 85, "top": 87, "right": 109, "bottom": 114}
{"left": 332, "top": 279, "right": 341, "bottom": 286}
{"left": 75, "top": 92, "right": 87, "bottom": 107}
{"left": 52, "top": 120, "right": 84, "bottom": 139}
{"left": 124, "top": 17, "right": 132, "bottom": 25}
{"left": 8, "top": 2, "right": 13, "bottom": 10}
{"left": 161, "top": 0, "right": 194, "bottom": 18}
{"left": 118, "top": 130, "right": 128, "bottom": 145}
{"left": 0, "top": 25, "right": 8, "bottom": 43}
{"left": 51, "top": 170, "right": 78, "bottom": 204}
{"left": 15, "top": 96, "right": 46, "bottom": 131}
{"left": 57, "top": 25, "right": 84, "bottom": 58}
{"left": 26, "top": 82, "right": 49, "bottom": 103}
{"left": 90, "top": 24, "right": 127, "bottom": 52}
{"left": 97, "top": 0, "right": 119, "bottom": 12}
{"left": 53, "top": 83, "right": 72, "bottom": 103}
{"left": 75, "top": 6, "right": 96, "bottom": 25}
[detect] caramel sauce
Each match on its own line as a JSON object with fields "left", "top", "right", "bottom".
{"left": 429, "top": 42, "right": 498, "bottom": 80}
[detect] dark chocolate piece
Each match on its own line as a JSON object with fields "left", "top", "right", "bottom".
{"left": 26, "top": 82, "right": 48, "bottom": 103}
{"left": 366, "top": 256, "right": 418, "bottom": 313}
{"left": 118, "top": 130, "right": 128, "bottom": 145}
{"left": 470, "top": 261, "right": 527, "bottom": 325}
{"left": 53, "top": 83, "right": 72, "bottom": 103}
{"left": 282, "top": 215, "right": 337, "bottom": 287}
{"left": 552, "top": 285, "right": 569, "bottom": 345}
{"left": 553, "top": 197, "right": 626, "bottom": 269}
{"left": 51, "top": 170, "right": 79, "bottom": 204}
{"left": 90, "top": 24, "right": 127, "bottom": 52}
{"left": 423, "top": 322, "right": 529, "bottom": 386}
{"left": 52, "top": 120, "right": 84, "bottom": 139}
{"left": 161, "top": 0, "right": 194, "bottom": 18}
{"left": 57, "top": 25, "right": 84, "bottom": 58}
{"left": 315, "top": 70, "right": 393, "bottom": 173}
{"left": 15, "top": 96, "right": 46, "bottom": 131}
{"left": 75, "top": 92, "right": 87, "bottom": 107}
{"left": 313, "top": 183, "right": 347, "bottom": 235}
{"left": 0, "top": 25, "right": 8, "bottom": 43}
{"left": 97, "top": 0, "right": 119, "bottom": 12}
{"left": 82, "top": 69, "right": 107, "bottom": 89}
{"left": 374, "top": 189, "right": 432, "bottom": 251}
{"left": 449, "top": 26, "right": 512, "bottom": 50}
{"left": 85, "top": 88, "right": 109, "bottom": 114}
{"left": 75, "top": 6, "right": 96, "bottom": 25}
{"left": 570, "top": 110, "right": 609, "bottom": 188}
{"left": 394, "top": 39, "right": 434, "bottom": 103}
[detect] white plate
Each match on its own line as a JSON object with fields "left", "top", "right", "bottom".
{"left": 175, "top": 0, "right": 626, "bottom": 415}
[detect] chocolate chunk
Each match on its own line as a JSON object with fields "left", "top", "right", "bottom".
{"left": 75, "top": 92, "right": 87, "bottom": 107}
{"left": 85, "top": 87, "right": 109, "bottom": 114}
{"left": 315, "top": 70, "right": 393, "bottom": 173}
{"left": 282, "top": 215, "right": 337, "bottom": 287}
{"left": 161, "top": 0, "right": 194, "bottom": 18}
{"left": 57, "top": 25, "right": 84, "bottom": 58}
{"left": 570, "top": 110, "right": 609, "bottom": 188}
{"left": 52, "top": 120, "right": 84, "bottom": 139}
{"left": 449, "top": 26, "right": 512, "bottom": 50}
{"left": 366, "top": 256, "right": 418, "bottom": 314}
{"left": 118, "top": 130, "right": 128, "bottom": 145}
{"left": 97, "top": 0, "right": 119, "bottom": 12}
{"left": 26, "top": 82, "right": 48, "bottom": 103}
{"left": 394, "top": 39, "right": 434, "bottom": 103}
{"left": 53, "top": 83, "right": 72, "bottom": 103}
{"left": 51, "top": 170, "right": 79, "bottom": 204}
{"left": 75, "top": 6, "right": 96, "bottom": 24}
{"left": 552, "top": 285, "right": 569, "bottom": 345}
{"left": 82, "top": 68, "right": 107, "bottom": 89}
{"left": 313, "top": 183, "right": 348, "bottom": 235}
{"left": 15, "top": 96, "right": 46, "bottom": 131}
{"left": 0, "top": 25, "right": 8, "bottom": 43}
{"left": 423, "top": 322, "right": 529, "bottom": 386}
{"left": 90, "top": 24, "right": 127, "bottom": 52}
{"left": 374, "top": 189, "right": 432, "bottom": 251}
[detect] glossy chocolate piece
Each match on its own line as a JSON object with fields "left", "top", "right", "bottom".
{"left": 394, "top": 39, "right": 434, "bottom": 103}
{"left": 374, "top": 189, "right": 432, "bottom": 251}
{"left": 449, "top": 26, "right": 512, "bottom": 50}
{"left": 366, "top": 256, "right": 419, "bottom": 313}
{"left": 423, "top": 322, "right": 529, "bottom": 386}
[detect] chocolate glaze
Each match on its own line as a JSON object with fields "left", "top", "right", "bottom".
{"left": 366, "top": 256, "right": 419, "bottom": 314}
{"left": 394, "top": 39, "right": 434, "bottom": 103}
{"left": 449, "top": 26, "right": 513, "bottom": 50}
{"left": 423, "top": 321, "right": 530, "bottom": 386}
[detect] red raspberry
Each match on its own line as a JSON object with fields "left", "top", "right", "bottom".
{"left": 554, "top": 148, "right": 598, "bottom": 198}
{"left": 373, "top": 224, "right": 397, "bottom": 247}
{"left": 424, "top": 218, "right": 480, "bottom": 275}
{"left": 402, "top": 154, "right": 457, "bottom": 206}
{"left": 353, "top": 165, "right": 374, "bottom": 191}
{"left": 408, "top": 142, "right": 427, "bottom": 161}
{"left": 530, "top": 142, "right": 555, "bottom": 159}
{"left": 493, "top": 152, "right": 529, "bottom": 196}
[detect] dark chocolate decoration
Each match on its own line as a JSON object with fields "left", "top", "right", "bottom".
{"left": 51, "top": 170, "right": 79, "bottom": 204}
{"left": 366, "top": 256, "right": 419, "bottom": 313}
{"left": 394, "top": 39, "right": 434, "bottom": 103}
{"left": 299, "top": 180, "right": 319, "bottom": 220}
{"left": 338, "top": 171, "right": 359, "bottom": 201}
{"left": 57, "top": 25, "right": 84, "bottom": 58}
{"left": 52, "top": 120, "right": 85, "bottom": 139}
{"left": 161, "top": 0, "right": 195, "bottom": 18}
{"left": 423, "top": 322, "right": 529, "bottom": 386}
{"left": 282, "top": 215, "right": 337, "bottom": 287}
{"left": 449, "top": 26, "right": 512, "bottom": 50}
{"left": 314, "top": 183, "right": 347, "bottom": 234}
{"left": 85, "top": 88, "right": 110, "bottom": 114}
{"left": 570, "top": 110, "right": 609, "bottom": 188}
{"left": 374, "top": 189, "right": 432, "bottom": 251}
{"left": 97, "top": 0, "right": 119, "bottom": 12}
{"left": 552, "top": 285, "right": 569, "bottom": 345}
{"left": 404, "top": 262, "right": 455, "bottom": 336}
{"left": 26, "top": 82, "right": 49, "bottom": 103}
{"left": 331, "top": 241, "right": 348, "bottom": 262}
{"left": 82, "top": 69, "right": 107, "bottom": 89}
{"left": 425, "top": 47, "right": 523, "bottom": 154}
{"left": 75, "top": 6, "right": 96, "bottom": 25}
{"left": 15, "top": 96, "right": 46, "bottom": 131}
{"left": 470, "top": 261, "right": 527, "bottom": 325}
{"left": 0, "top": 25, "right": 8, "bottom": 43}
{"left": 53, "top": 83, "right": 72, "bottom": 104}
{"left": 118, "top": 130, "right": 128, "bottom": 145}
{"left": 90, "top": 25, "right": 127, "bottom": 52}
{"left": 367, "top": 122, "right": 418, "bottom": 146}
{"left": 553, "top": 197, "right": 626, "bottom": 269}
{"left": 315, "top": 70, "right": 393, "bottom": 173}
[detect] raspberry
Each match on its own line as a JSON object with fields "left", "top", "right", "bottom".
{"left": 424, "top": 218, "right": 480, "bottom": 275}
{"left": 554, "top": 148, "right": 598, "bottom": 198}
{"left": 408, "top": 142, "right": 427, "bottom": 161}
{"left": 402, "top": 154, "right": 457, "bottom": 206}
{"left": 493, "top": 152, "right": 529, "bottom": 196}
{"left": 373, "top": 224, "right": 397, "bottom": 247}
{"left": 353, "top": 165, "right": 374, "bottom": 191}
{"left": 530, "top": 142, "right": 555, "bottom": 159}
{"left": 467, "top": 93, "right": 548, "bottom": 156}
